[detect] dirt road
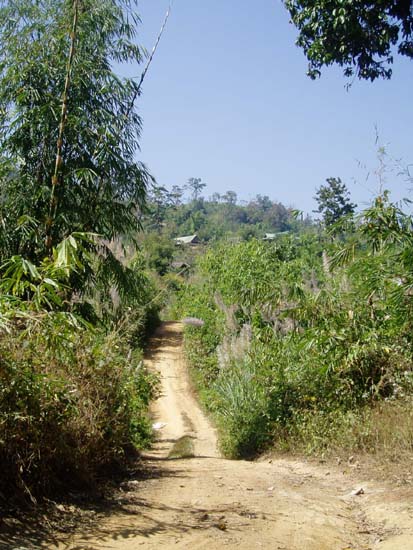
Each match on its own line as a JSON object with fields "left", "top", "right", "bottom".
{"left": 39, "top": 322, "right": 413, "bottom": 548}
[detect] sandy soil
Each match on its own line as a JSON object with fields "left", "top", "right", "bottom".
{"left": 8, "top": 322, "right": 413, "bottom": 550}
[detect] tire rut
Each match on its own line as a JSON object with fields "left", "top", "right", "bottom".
{"left": 33, "top": 322, "right": 413, "bottom": 549}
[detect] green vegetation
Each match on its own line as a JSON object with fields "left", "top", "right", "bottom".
{"left": 284, "top": 0, "right": 413, "bottom": 81}
{"left": 0, "top": 0, "right": 160, "bottom": 504}
{"left": 314, "top": 177, "right": 356, "bottom": 228}
{"left": 0, "top": 307, "right": 157, "bottom": 500}
{"left": 0, "top": 0, "right": 411, "bottom": 510}
{"left": 142, "top": 181, "right": 306, "bottom": 244}
{"left": 139, "top": 182, "right": 311, "bottom": 324}
{"left": 0, "top": 0, "right": 149, "bottom": 257}
{"left": 176, "top": 193, "right": 413, "bottom": 459}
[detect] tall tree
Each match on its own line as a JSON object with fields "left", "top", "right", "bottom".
{"left": 314, "top": 177, "right": 356, "bottom": 227}
{"left": 223, "top": 190, "right": 238, "bottom": 205}
{"left": 283, "top": 0, "right": 413, "bottom": 80}
{"left": 169, "top": 185, "right": 185, "bottom": 207}
{"left": 210, "top": 192, "right": 222, "bottom": 203}
{"left": 147, "top": 186, "right": 171, "bottom": 228}
{"left": 187, "top": 177, "right": 206, "bottom": 201}
{"left": 0, "top": 0, "right": 149, "bottom": 259}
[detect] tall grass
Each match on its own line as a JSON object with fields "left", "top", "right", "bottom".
{"left": 177, "top": 204, "right": 413, "bottom": 460}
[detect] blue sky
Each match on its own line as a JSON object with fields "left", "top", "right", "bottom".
{"left": 125, "top": 0, "right": 413, "bottom": 214}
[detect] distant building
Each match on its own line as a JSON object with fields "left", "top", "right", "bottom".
{"left": 263, "top": 233, "right": 277, "bottom": 240}
{"left": 263, "top": 231, "right": 290, "bottom": 241}
{"left": 174, "top": 234, "right": 200, "bottom": 245}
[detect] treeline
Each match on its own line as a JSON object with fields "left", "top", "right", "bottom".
{"left": 144, "top": 177, "right": 312, "bottom": 242}
{"left": 175, "top": 193, "right": 413, "bottom": 461}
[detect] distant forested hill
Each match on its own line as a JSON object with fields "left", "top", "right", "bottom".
{"left": 142, "top": 179, "right": 313, "bottom": 243}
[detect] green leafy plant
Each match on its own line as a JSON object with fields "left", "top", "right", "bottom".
{"left": 0, "top": 0, "right": 150, "bottom": 261}
{"left": 283, "top": 0, "right": 413, "bottom": 81}
{"left": 177, "top": 203, "right": 413, "bottom": 459}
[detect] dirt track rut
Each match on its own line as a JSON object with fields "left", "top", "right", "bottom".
{"left": 40, "top": 322, "right": 413, "bottom": 549}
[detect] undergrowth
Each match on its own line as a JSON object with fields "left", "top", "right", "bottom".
{"left": 0, "top": 318, "right": 157, "bottom": 502}
{"left": 176, "top": 198, "right": 413, "bottom": 460}
{"left": 0, "top": 238, "right": 161, "bottom": 504}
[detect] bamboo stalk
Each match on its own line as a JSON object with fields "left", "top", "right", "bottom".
{"left": 45, "top": 0, "right": 80, "bottom": 252}
{"left": 125, "top": 1, "right": 173, "bottom": 120}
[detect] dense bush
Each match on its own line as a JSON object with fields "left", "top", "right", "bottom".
{"left": 0, "top": 236, "right": 161, "bottom": 502}
{"left": 177, "top": 200, "right": 413, "bottom": 458}
{"left": 0, "top": 316, "right": 157, "bottom": 500}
